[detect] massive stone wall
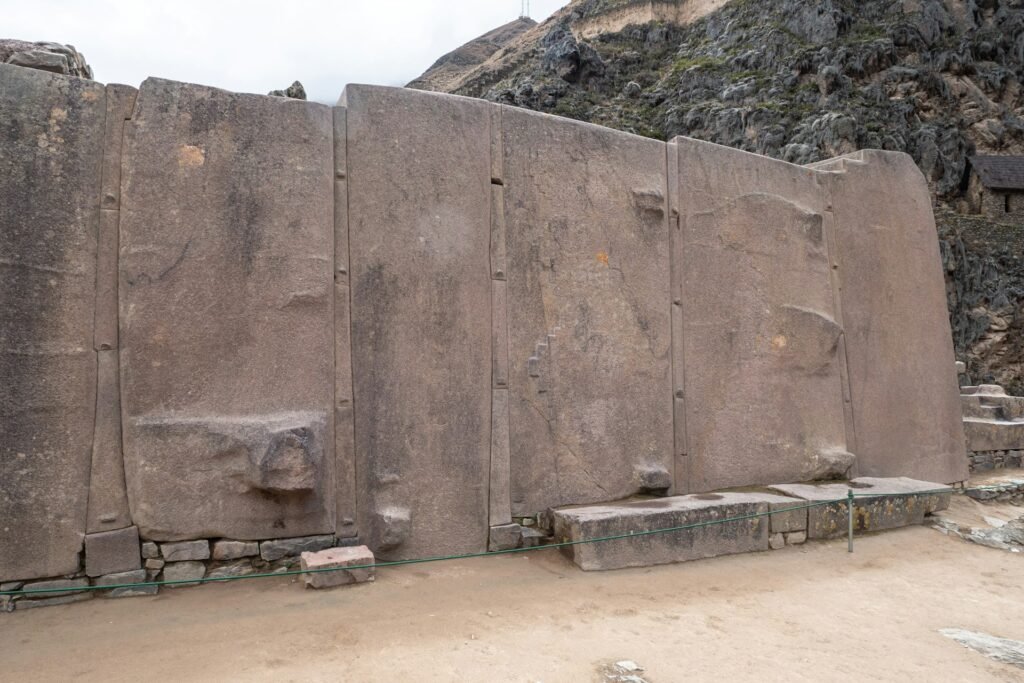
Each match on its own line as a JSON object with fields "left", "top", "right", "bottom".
{"left": 0, "top": 63, "right": 967, "bottom": 584}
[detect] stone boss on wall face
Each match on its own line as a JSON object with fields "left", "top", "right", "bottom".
{"left": 0, "top": 70, "right": 968, "bottom": 580}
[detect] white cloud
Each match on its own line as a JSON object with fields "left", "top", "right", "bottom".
{"left": 2, "top": 0, "right": 567, "bottom": 102}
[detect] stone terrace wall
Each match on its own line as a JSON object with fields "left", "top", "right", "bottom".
{"left": 0, "top": 63, "right": 967, "bottom": 585}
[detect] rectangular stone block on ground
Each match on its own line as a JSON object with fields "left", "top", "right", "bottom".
{"left": 552, "top": 492, "right": 803, "bottom": 571}
{"left": 343, "top": 85, "right": 492, "bottom": 560}
{"left": 119, "top": 78, "right": 335, "bottom": 542}
{"left": 504, "top": 107, "right": 674, "bottom": 514}
{"left": 0, "top": 63, "right": 105, "bottom": 582}
{"left": 674, "top": 138, "right": 850, "bottom": 493}
{"left": 301, "top": 545, "right": 375, "bottom": 589}
{"left": 769, "top": 477, "right": 952, "bottom": 540}
{"left": 813, "top": 151, "right": 967, "bottom": 484}
{"left": 84, "top": 526, "right": 141, "bottom": 577}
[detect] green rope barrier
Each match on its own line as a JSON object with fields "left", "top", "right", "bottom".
{"left": 0, "top": 485, "right": 971, "bottom": 598}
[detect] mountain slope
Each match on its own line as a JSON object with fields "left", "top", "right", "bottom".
{"left": 408, "top": 17, "right": 537, "bottom": 92}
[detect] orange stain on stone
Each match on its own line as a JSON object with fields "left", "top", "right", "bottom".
{"left": 178, "top": 145, "right": 205, "bottom": 168}
{"left": 596, "top": 251, "right": 609, "bottom": 266}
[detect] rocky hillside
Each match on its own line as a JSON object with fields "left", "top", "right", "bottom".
{"left": 409, "top": 17, "right": 537, "bottom": 92}
{"left": 411, "top": 0, "right": 1024, "bottom": 391}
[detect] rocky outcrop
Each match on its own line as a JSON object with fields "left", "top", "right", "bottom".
{"left": 268, "top": 80, "right": 307, "bottom": 99}
{"left": 939, "top": 209, "right": 1024, "bottom": 392}
{"left": 0, "top": 39, "right": 92, "bottom": 78}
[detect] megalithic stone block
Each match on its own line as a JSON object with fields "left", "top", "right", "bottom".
{"left": 118, "top": 78, "right": 335, "bottom": 541}
{"left": 343, "top": 84, "right": 492, "bottom": 559}
{"left": 812, "top": 151, "right": 968, "bottom": 484}
{"left": 673, "top": 138, "right": 850, "bottom": 493}
{"left": 503, "top": 107, "right": 674, "bottom": 514}
{"left": 0, "top": 64, "right": 105, "bottom": 581}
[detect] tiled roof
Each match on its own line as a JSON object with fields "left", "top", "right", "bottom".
{"left": 971, "top": 155, "right": 1024, "bottom": 191}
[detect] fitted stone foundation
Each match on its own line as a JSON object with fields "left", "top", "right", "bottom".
{"left": 0, "top": 64, "right": 967, "bottom": 593}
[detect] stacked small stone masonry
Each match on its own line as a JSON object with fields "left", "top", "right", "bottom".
{"left": 967, "top": 450, "right": 1024, "bottom": 473}
{"left": 964, "top": 479, "right": 1024, "bottom": 503}
{"left": 1, "top": 534, "right": 362, "bottom": 611}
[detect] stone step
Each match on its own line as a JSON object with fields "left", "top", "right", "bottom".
{"left": 552, "top": 478, "right": 951, "bottom": 571}
{"left": 552, "top": 492, "right": 807, "bottom": 571}
{"left": 769, "top": 477, "right": 951, "bottom": 539}
{"left": 963, "top": 418, "right": 1024, "bottom": 452}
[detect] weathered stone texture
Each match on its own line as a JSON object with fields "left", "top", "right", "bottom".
{"left": 162, "top": 561, "right": 205, "bottom": 586}
{"left": 301, "top": 545, "right": 375, "bottom": 589}
{"left": 119, "top": 78, "right": 335, "bottom": 542}
{"left": 488, "top": 523, "right": 523, "bottom": 551}
{"left": 343, "top": 85, "right": 492, "bottom": 559}
{"left": 816, "top": 151, "right": 968, "bottom": 484}
{"left": 552, "top": 492, "right": 802, "bottom": 571}
{"left": 93, "top": 83, "right": 137, "bottom": 349}
{"left": 259, "top": 534, "right": 335, "bottom": 562}
{"left": 160, "top": 540, "right": 210, "bottom": 562}
{"left": 86, "top": 350, "right": 131, "bottom": 532}
{"left": 770, "top": 477, "right": 951, "bottom": 539}
{"left": 84, "top": 526, "right": 141, "bottom": 577}
{"left": 504, "top": 107, "right": 673, "bottom": 514}
{"left": 211, "top": 540, "right": 259, "bottom": 561}
{"left": 0, "top": 64, "right": 105, "bottom": 581}
{"left": 674, "top": 138, "right": 849, "bottom": 493}
{"left": 333, "top": 105, "right": 358, "bottom": 542}
{"left": 962, "top": 419, "right": 1024, "bottom": 453}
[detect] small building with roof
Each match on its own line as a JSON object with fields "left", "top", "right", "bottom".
{"left": 967, "top": 155, "right": 1024, "bottom": 218}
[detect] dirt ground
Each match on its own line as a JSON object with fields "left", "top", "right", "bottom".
{"left": 1, "top": 526, "right": 1022, "bottom": 682}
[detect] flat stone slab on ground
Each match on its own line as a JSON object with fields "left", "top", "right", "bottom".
{"left": 769, "top": 477, "right": 951, "bottom": 539}
{"left": 19, "top": 578, "right": 89, "bottom": 598}
{"left": 301, "top": 546, "right": 375, "bottom": 589}
{"left": 15, "top": 593, "right": 94, "bottom": 610}
{"left": 552, "top": 492, "right": 804, "bottom": 571}
{"left": 93, "top": 569, "right": 156, "bottom": 598}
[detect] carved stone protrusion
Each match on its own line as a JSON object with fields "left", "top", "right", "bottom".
{"left": 634, "top": 464, "right": 672, "bottom": 494}
{"left": 803, "top": 448, "right": 856, "bottom": 482}
{"left": 373, "top": 506, "right": 411, "bottom": 552}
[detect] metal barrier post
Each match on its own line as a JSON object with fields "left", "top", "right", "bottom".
{"left": 847, "top": 489, "right": 854, "bottom": 553}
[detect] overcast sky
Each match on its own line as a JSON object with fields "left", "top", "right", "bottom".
{"left": 4, "top": 0, "right": 567, "bottom": 102}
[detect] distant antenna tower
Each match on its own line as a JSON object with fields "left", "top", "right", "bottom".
{"left": 520, "top": 0, "right": 530, "bottom": 18}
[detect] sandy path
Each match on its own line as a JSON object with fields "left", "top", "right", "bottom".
{"left": 1, "top": 526, "right": 1022, "bottom": 682}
